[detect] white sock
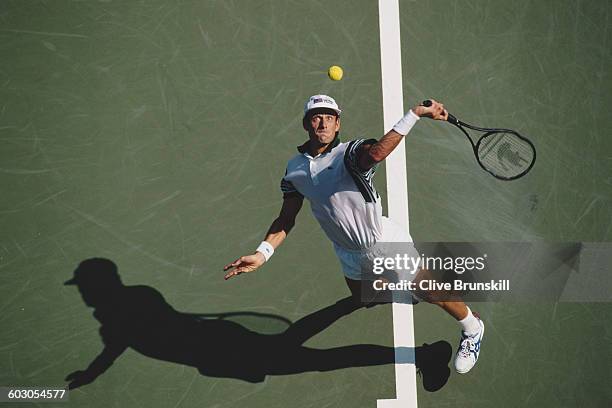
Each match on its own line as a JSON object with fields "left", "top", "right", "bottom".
{"left": 459, "top": 307, "right": 480, "bottom": 336}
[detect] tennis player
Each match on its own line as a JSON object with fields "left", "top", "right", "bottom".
{"left": 224, "top": 95, "right": 484, "bottom": 374}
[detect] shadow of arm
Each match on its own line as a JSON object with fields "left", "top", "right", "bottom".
{"left": 65, "top": 343, "right": 127, "bottom": 389}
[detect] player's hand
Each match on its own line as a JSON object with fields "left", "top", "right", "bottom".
{"left": 223, "top": 253, "right": 265, "bottom": 280}
{"left": 413, "top": 99, "right": 448, "bottom": 121}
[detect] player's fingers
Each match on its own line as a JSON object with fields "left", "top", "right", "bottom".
{"left": 224, "top": 265, "right": 250, "bottom": 279}
{"left": 431, "top": 103, "right": 444, "bottom": 119}
{"left": 223, "top": 258, "right": 242, "bottom": 270}
{"left": 224, "top": 270, "right": 238, "bottom": 280}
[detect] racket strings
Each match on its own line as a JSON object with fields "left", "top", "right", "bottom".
{"left": 477, "top": 132, "right": 535, "bottom": 179}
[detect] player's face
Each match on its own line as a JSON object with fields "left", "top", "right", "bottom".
{"left": 308, "top": 113, "right": 340, "bottom": 145}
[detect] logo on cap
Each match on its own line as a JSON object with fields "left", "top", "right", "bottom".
{"left": 304, "top": 94, "right": 341, "bottom": 117}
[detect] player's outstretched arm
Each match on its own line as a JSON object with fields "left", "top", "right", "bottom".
{"left": 357, "top": 99, "right": 448, "bottom": 170}
{"left": 223, "top": 195, "right": 304, "bottom": 280}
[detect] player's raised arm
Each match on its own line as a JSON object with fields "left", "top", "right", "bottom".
{"left": 223, "top": 194, "right": 304, "bottom": 280}
{"left": 357, "top": 99, "right": 449, "bottom": 170}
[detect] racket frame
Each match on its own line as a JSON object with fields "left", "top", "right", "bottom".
{"left": 446, "top": 114, "right": 536, "bottom": 181}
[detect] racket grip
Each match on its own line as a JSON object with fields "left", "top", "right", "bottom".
{"left": 421, "top": 100, "right": 432, "bottom": 107}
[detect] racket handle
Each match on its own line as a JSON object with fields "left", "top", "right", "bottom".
{"left": 421, "top": 99, "right": 458, "bottom": 125}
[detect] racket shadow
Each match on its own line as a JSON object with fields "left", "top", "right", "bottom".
{"left": 64, "top": 258, "right": 451, "bottom": 391}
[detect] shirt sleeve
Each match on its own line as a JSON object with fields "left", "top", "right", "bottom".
{"left": 280, "top": 170, "right": 303, "bottom": 199}
{"left": 343, "top": 138, "right": 379, "bottom": 203}
{"left": 344, "top": 138, "right": 378, "bottom": 176}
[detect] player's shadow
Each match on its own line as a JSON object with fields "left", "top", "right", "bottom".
{"left": 64, "top": 258, "right": 451, "bottom": 392}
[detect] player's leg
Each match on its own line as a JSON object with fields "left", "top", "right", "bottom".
{"left": 448, "top": 302, "right": 484, "bottom": 374}
{"left": 379, "top": 216, "right": 485, "bottom": 373}
{"left": 344, "top": 277, "right": 389, "bottom": 307}
{"left": 333, "top": 244, "right": 385, "bottom": 307}
{"left": 344, "top": 277, "right": 361, "bottom": 300}
{"left": 431, "top": 299, "right": 468, "bottom": 320}
{"left": 412, "top": 268, "right": 485, "bottom": 374}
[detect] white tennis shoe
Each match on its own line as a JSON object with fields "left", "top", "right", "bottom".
{"left": 454, "top": 314, "right": 484, "bottom": 374}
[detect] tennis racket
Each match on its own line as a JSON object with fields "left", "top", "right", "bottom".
{"left": 422, "top": 100, "right": 536, "bottom": 180}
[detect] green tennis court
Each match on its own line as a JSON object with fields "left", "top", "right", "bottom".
{"left": 1, "top": 1, "right": 611, "bottom": 407}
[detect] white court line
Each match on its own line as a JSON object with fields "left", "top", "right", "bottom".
{"left": 376, "top": 0, "right": 418, "bottom": 407}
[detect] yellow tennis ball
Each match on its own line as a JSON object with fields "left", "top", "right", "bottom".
{"left": 328, "top": 65, "right": 343, "bottom": 81}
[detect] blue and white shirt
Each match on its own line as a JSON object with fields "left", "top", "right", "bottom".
{"left": 280, "top": 137, "right": 383, "bottom": 251}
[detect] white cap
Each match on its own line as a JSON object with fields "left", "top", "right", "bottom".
{"left": 303, "top": 94, "right": 341, "bottom": 117}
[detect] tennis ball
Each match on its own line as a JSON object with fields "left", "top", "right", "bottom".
{"left": 328, "top": 65, "right": 343, "bottom": 81}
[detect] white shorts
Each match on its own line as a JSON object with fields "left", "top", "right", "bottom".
{"left": 333, "top": 217, "right": 419, "bottom": 281}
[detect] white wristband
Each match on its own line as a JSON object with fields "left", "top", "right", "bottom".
{"left": 256, "top": 241, "right": 274, "bottom": 262}
{"left": 392, "top": 110, "right": 420, "bottom": 136}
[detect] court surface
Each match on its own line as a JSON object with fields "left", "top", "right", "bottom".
{"left": 1, "top": 1, "right": 611, "bottom": 407}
